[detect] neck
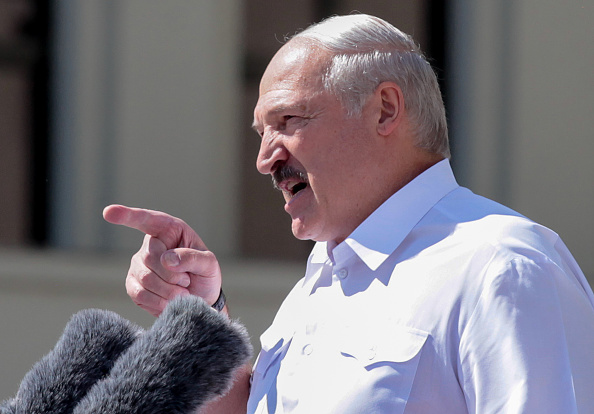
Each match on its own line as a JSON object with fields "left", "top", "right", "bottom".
{"left": 331, "top": 153, "right": 444, "bottom": 245}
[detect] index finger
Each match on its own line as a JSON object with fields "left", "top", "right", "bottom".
{"left": 103, "top": 204, "right": 207, "bottom": 250}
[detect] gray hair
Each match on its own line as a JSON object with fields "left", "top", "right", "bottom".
{"left": 293, "top": 14, "right": 450, "bottom": 158}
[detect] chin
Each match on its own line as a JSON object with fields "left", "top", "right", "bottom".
{"left": 291, "top": 228, "right": 314, "bottom": 241}
{"left": 291, "top": 219, "right": 317, "bottom": 241}
{"left": 291, "top": 222, "right": 332, "bottom": 243}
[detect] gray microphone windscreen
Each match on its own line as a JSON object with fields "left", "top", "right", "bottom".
{"left": 5, "top": 308, "right": 143, "bottom": 414}
{"left": 74, "top": 295, "right": 253, "bottom": 414}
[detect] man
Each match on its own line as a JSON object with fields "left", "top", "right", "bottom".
{"left": 104, "top": 14, "right": 594, "bottom": 413}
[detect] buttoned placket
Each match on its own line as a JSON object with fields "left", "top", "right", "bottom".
{"left": 331, "top": 241, "right": 356, "bottom": 284}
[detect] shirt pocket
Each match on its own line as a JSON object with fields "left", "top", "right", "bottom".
{"left": 332, "top": 326, "right": 429, "bottom": 413}
{"left": 340, "top": 325, "right": 428, "bottom": 365}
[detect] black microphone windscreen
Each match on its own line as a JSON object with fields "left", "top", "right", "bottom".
{"left": 73, "top": 295, "right": 253, "bottom": 414}
{"left": 8, "top": 308, "right": 143, "bottom": 414}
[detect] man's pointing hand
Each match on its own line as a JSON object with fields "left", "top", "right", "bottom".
{"left": 103, "top": 205, "right": 222, "bottom": 316}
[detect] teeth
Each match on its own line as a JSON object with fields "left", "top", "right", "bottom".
{"left": 282, "top": 179, "right": 307, "bottom": 196}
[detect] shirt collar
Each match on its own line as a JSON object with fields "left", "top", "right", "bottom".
{"left": 309, "top": 159, "right": 459, "bottom": 271}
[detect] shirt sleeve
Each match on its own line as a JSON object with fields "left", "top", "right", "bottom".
{"left": 458, "top": 256, "right": 580, "bottom": 414}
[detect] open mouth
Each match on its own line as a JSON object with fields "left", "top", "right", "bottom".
{"left": 286, "top": 180, "right": 308, "bottom": 197}
{"left": 272, "top": 165, "right": 309, "bottom": 198}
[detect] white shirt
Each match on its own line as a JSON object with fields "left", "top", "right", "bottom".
{"left": 247, "top": 160, "right": 594, "bottom": 414}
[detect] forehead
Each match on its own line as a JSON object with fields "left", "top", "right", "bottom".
{"left": 259, "top": 40, "right": 326, "bottom": 92}
{"left": 254, "top": 42, "right": 329, "bottom": 122}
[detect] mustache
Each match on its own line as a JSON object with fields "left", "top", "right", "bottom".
{"left": 272, "top": 165, "right": 308, "bottom": 191}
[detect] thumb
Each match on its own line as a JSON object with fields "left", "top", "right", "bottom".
{"left": 161, "top": 249, "right": 220, "bottom": 277}
{"left": 161, "top": 248, "right": 222, "bottom": 303}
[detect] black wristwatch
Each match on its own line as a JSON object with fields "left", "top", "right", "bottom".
{"left": 211, "top": 289, "right": 226, "bottom": 312}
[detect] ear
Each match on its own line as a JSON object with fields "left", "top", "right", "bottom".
{"left": 376, "top": 82, "right": 404, "bottom": 137}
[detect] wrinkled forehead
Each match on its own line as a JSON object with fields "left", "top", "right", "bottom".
{"left": 252, "top": 40, "right": 332, "bottom": 129}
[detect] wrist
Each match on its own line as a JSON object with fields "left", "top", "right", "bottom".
{"left": 211, "top": 288, "right": 226, "bottom": 312}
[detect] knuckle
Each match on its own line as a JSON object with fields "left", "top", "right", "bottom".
{"left": 134, "top": 289, "right": 151, "bottom": 304}
{"left": 137, "top": 246, "right": 150, "bottom": 263}
{"left": 131, "top": 250, "right": 150, "bottom": 272}
{"left": 136, "top": 269, "right": 153, "bottom": 286}
{"left": 125, "top": 285, "right": 136, "bottom": 300}
{"left": 138, "top": 247, "right": 155, "bottom": 268}
{"left": 202, "top": 250, "right": 216, "bottom": 261}
{"left": 134, "top": 287, "right": 158, "bottom": 307}
{"left": 130, "top": 253, "right": 164, "bottom": 286}
{"left": 203, "top": 251, "right": 221, "bottom": 277}
{"left": 138, "top": 236, "right": 166, "bottom": 267}
{"left": 125, "top": 276, "right": 142, "bottom": 300}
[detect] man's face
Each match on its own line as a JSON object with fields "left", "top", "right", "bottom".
{"left": 252, "top": 42, "right": 380, "bottom": 244}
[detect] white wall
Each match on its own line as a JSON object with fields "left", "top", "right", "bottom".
{"left": 50, "top": 0, "right": 242, "bottom": 257}
{"left": 450, "top": 0, "right": 594, "bottom": 280}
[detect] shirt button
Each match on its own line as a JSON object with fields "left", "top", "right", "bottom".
{"left": 303, "top": 344, "right": 313, "bottom": 355}
{"left": 337, "top": 268, "right": 348, "bottom": 279}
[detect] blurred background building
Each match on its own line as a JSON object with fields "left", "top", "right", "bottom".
{"left": 1, "top": 0, "right": 593, "bottom": 398}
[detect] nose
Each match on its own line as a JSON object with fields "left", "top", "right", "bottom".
{"left": 256, "top": 133, "right": 289, "bottom": 175}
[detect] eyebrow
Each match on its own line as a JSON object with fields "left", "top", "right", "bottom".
{"left": 252, "top": 102, "right": 309, "bottom": 132}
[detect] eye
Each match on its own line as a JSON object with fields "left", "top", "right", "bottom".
{"left": 278, "top": 115, "right": 297, "bottom": 132}
{"left": 280, "top": 115, "right": 306, "bottom": 131}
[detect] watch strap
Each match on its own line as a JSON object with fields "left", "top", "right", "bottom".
{"left": 211, "top": 289, "right": 226, "bottom": 312}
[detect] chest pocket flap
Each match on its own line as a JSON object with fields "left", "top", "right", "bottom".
{"left": 339, "top": 325, "right": 429, "bottom": 367}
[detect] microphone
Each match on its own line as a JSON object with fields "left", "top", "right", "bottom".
{"left": 1, "top": 308, "right": 143, "bottom": 414}
{"left": 0, "top": 400, "right": 15, "bottom": 414}
{"left": 73, "top": 295, "right": 253, "bottom": 414}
